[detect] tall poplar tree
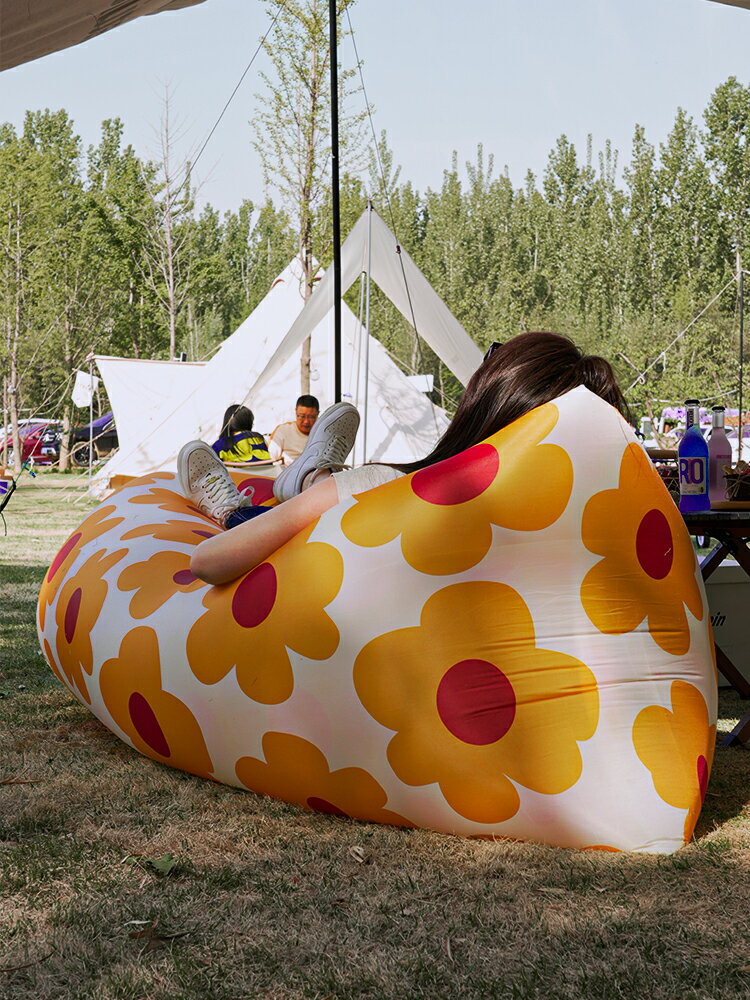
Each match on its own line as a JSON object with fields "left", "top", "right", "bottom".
{"left": 704, "top": 76, "right": 750, "bottom": 270}
{"left": 0, "top": 121, "right": 43, "bottom": 469}
{"left": 251, "top": 0, "right": 365, "bottom": 392}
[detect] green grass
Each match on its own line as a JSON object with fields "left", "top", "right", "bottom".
{"left": 2, "top": 474, "right": 750, "bottom": 999}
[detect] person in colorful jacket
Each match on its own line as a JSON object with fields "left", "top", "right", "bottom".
{"left": 211, "top": 405, "right": 271, "bottom": 464}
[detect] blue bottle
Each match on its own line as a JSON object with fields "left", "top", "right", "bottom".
{"left": 678, "top": 399, "right": 710, "bottom": 512}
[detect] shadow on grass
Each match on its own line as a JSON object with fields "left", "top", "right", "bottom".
{"left": 0, "top": 564, "right": 50, "bottom": 691}
{"left": 695, "top": 688, "right": 750, "bottom": 837}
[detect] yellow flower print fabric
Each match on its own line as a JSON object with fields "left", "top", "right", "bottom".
{"left": 185, "top": 522, "right": 343, "bottom": 704}
{"left": 633, "top": 681, "right": 716, "bottom": 844}
{"left": 38, "top": 504, "right": 124, "bottom": 630}
{"left": 100, "top": 626, "right": 215, "bottom": 779}
{"left": 53, "top": 547, "right": 128, "bottom": 703}
{"left": 341, "top": 404, "right": 573, "bottom": 575}
{"left": 37, "top": 390, "right": 717, "bottom": 853}
{"left": 236, "top": 732, "right": 411, "bottom": 827}
{"left": 353, "top": 581, "right": 599, "bottom": 824}
{"left": 581, "top": 443, "right": 704, "bottom": 655}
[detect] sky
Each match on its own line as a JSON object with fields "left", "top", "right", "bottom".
{"left": 2, "top": 0, "right": 750, "bottom": 216}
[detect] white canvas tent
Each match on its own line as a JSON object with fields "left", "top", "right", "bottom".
{"left": 91, "top": 209, "right": 479, "bottom": 494}
{"left": 251, "top": 208, "right": 483, "bottom": 397}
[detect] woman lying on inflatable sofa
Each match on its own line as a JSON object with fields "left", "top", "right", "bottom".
{"left": 177, "top": 332, "right": 631, "bottom": 585}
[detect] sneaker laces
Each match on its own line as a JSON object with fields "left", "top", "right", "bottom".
{"left": 237, "top": 487, "right": 256, "bottom": 507}
{"left": 315, "top": 420, "right": 357, "bottom": 470}
{"left": 194, "top": 470, "right": 241, "bottom": 520}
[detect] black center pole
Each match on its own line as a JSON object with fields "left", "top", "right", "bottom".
{"left": 329, "top": 0, "right": 342, "bottom": 404}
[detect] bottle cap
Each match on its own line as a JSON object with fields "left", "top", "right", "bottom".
{"left": 712, "top": 405, "right": 725, "bottom": 411}
{"left": 684, "top": 398, "right": 699, "bottom": 405}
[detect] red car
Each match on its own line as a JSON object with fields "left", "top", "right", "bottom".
{"left": 0, "top": 420, "right": 62, "bottom": 467}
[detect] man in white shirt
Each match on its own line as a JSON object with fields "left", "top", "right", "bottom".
{"left": 268, "top": 395, "right": 320, "bottom": 466}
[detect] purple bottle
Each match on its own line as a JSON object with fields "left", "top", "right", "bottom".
{"left": 708, "top": 405, "right": 732, "bottom": 505}
{"left": 678, "top": 399, "right": 710, "bottom": 512}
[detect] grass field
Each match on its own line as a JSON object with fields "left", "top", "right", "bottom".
{"left": 2, "top": 473, "right": 750, "bottom": 1000}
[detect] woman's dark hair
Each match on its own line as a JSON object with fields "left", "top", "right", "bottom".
{"left": 220, "top": 404, "right": 254, "bottom": 439}
{"left": 394, "top": 331, "right": 631, "bottom": 473}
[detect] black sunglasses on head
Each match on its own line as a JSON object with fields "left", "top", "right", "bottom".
{"left": 483, "top": 341, "right": 502, "bottom": 361}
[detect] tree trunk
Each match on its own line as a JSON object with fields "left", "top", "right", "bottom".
{"left": 300, "top": 246, "right": 313, "bottom": 394}
{"left": 11, "top": 220, "right": 22, "bottom": 473}
{"left": 59, "top": 405, "right": 72, "bottom": 472}
{"left": 9, "top": 352, "right": 20, "bottom": 473}
{"left": 59, "top": 325, "right": 75, "bottom": 471}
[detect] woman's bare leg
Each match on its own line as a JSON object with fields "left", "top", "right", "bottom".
{"left": 190, "top": 476, "right": 339, "bottom": 585}
{"left": 183, "top": 402, "right": 358, "bottom": 584}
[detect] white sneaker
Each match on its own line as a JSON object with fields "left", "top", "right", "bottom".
{"left": 177, "top": 440, "right": 255, "bottom": 525}
{"left": 272, "top": 402, "right": 360, "bottom": 502}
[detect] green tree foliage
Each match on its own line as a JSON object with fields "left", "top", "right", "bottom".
{"left": 704, "top": 76, "right": 750, "bottom": 264}
{"left": 86, "top": 118, "right": 163, "bottom": 359}
{"left": 0, "top": 117, "right": 48, "bottom": 468}
{"left": 2, "top": 75, "right": 750, "bottom": 455}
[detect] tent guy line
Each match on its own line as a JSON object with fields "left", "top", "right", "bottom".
{"left": 189, "top": 3, "right": 284, "bottom": 175}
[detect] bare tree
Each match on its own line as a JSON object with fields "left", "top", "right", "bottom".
{"left": 138, "top": 89, "right": 196, "bottom": 360}
{"left": 252, "top": 0, "right": 367, "bottom": 393}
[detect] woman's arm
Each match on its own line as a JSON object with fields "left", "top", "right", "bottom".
{"left": 190, "top": 476, "right": 339, "bottom": 585}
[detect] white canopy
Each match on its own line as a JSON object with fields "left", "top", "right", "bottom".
{"left": 0, "top": 0, "right": 207, "bottom": 71}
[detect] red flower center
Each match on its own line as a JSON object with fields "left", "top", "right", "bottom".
{"left": 436, "top": 658, "right": 516, "bottom": 745}
{"left": 48, "top": 532, "right": 81, "bottom": 582}
{"left": 64, "top": 587, "right": 83, "bottom": 644}
{"left": 697, "top": 754, "right": 709, "bottom": 801}
{"left": 128, "top": 692, "right": 170, "bottom": 757}
{"left": 635, "top": 508, "right": 673, "bottom": 580}
{"left": 172, "top": 569, "right": 197, "bottom": 585}
{"left": 238, "top": 478, "right": 275, "bottom": 504}
{"left": 412, "top": 444, "right": 499, "bottom": 506}
{"left": 232, "top": 563, "right": 277, "bottom": 628}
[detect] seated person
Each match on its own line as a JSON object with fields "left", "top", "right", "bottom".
{"left": 212, "top": 405, "right": 270, "bottom": 464}
{"left": 268, "top": 394, "right": 319, "bottom": 466}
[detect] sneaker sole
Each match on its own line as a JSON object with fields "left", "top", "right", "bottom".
{"left": 273, "top": 403, "right": 360, "bottom": 502}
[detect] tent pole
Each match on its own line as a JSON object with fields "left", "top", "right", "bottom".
{"left": 739, "top": 252, "right": 744, "bottom": 461}
{"left": 329, "top": 0, "right": 341, "bottom": 403}
{"left": 88, "top": 358, "right": 94, "bottom": 482}
{"left": 354, "top": 269, "right": 366, "bottom": 463}
{"left": 362, "top": 202, "right": 372, "bottom": 462}
{"left": 2, "top": 376, "right": 7, "bottom": 470}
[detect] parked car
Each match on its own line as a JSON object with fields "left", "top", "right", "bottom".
{"left": 1, "top": 419, "right": 62, "bottom": 467}
{"left": 36, "top": 413, "right": 119, "bottom": 467}
{"left": 71, "top": 413, "right": 119, "bottom": 466}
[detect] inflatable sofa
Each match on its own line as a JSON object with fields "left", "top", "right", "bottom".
{"left": 38, "top": 387, "right": 716, "bottom": 853}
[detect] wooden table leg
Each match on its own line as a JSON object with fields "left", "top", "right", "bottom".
{"left": 730, "top": 538, "right": 750, "bottom": 575}
{"left": 700, "top": 541, "right": 728, "bottom": 580}
{"left": 721, "top": 707, "right": 750, "bottom": 747}
{"left": 715, "top": 643, "right": 750, "bottom": 699}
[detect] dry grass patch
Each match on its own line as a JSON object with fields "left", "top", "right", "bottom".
{"left": 2, "top": 478, "right": 750, "bottom": 999}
